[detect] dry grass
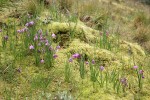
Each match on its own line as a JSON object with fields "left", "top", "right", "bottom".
{"left": 21, "top": 0, "right": 44, "bottom": 15}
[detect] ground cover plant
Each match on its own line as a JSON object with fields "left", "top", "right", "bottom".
{"left": 0, "top": 0, "right": 150, "bottom": 99}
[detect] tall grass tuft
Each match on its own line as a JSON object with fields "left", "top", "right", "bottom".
{"left": 21, "top": 0, "right": 45, "bottom": 15}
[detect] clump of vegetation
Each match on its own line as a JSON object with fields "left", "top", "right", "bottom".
{"left": 132, "top": 11, "right": 150, "bottom": 53}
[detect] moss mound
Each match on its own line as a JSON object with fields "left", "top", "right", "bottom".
{"left": 46, "top": 21, "right": 146, "bottom": 68}
{"left": 47, "top": 21, "right": 98, "bottom": 44}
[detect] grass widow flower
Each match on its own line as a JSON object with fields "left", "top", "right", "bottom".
{"left": 100, "top": 66, "right": 104, "bottom": 71}
{"left": 29, "top": 45, "right": 34, "bottom": 50}
{"left": 133, "top": 65, "right": 138, "bottom": 70}
{"left": 85, "top": 61, "right": 89, "bottom": 65}
{"left": 4, "top": 35, "right": 8, "bottom": 41}
{"left": 53, "top": 54, "right": 58, "bottom": 59}
{"left": 52, "top": 33, "right": 56, "bottom": 38}
{"left": 40, "top": 35, "right": 43, "bottom": 41}
{"left": 17, "top": 29, "right": 22, "bottom": 33}
{"left": 139, "top": 70, "right": 144, "bottom": 74}
{"left": 45, "top": 42, "right": 49, "bottom": 46}
{"left": 120, "top": 77, "right": 128, "bottom": 86}
{"left": 72, "top": 53, "right": 81, "bottom": 59}
{"left": 92, "top": 59, "right": 95, "bottom": 64}
{"left": 25, "top": 21, "right": 34, "bottom": 27}
{"left": 29, "top": 21, "right": 34, "bottom": 25}
{"left": 40, "top": 59, "right": 44, "bottom": 63}
{"left": 56, "top": 45, "right": 60, "bottom": 49}
{"left": 34, "top": 35, "right": 38, "bottom": 41}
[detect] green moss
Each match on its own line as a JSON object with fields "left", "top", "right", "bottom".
{"left": 47, "top": 21, "right": 99, "bottom": 45}
{"left": 0, "top": 5, "right": 149, "bottom": 99}
{"left": 0, "top": 52, "right": 14, "bottom": 66}
{"left": 116, "top": 40, "right": 146, "bottom": 66}
{"left": 66, "top": 39, "right": 120, "bottom": 67}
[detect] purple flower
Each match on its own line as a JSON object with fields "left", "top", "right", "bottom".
{"left": 72, "top": 53, "right": 81, "bottom": 59}
{"left": 40, "top": 35, "right": 43, "bottom": 40}
{"left": 56, "top": 45, "right": 60, "bottom": 49}
{"left": 139, "top": 70, "right": 144, "bottom": 74}
{"left": 34, "top": 35, "right": 38, "bottom": 41}
{"left": 4, "top": 35, "right": 8, "bottom": 41}
{"left": 142, "top": 75, "right": 145, "bottom": 79}
{"left": 29, "top": 45, "right": 34, "bottom": 50}
{"left": 53, "top": 54, "right": 58, "bottom": 59}
{"left": 22, "top": 27, "right": 28, "bottom": 32}
{"left": 92, "top": 59, "right": 95, "bottom": 64}
{"left": 0, "top": 29, "right": 2, "bottom": 32}
{"left": 40, "top": 37, "right": 45, "bottom": 43}
{"left": 29, "top": 21, "right": 34, "bottom": 25}
{"left": 85, "top": 61, "right": 89, "bottom": 65}
{"left": 38, "top": 29, "right": 43, "bottom": 34}
{"left": 69, "top": 58, "right": 73, "bottom": 62}
{"left": 45, "top": 42, "right": 49, "bottom": 46}
{"left": 17, "top": 27, "right": 28, "bottom": 33}
{"left": 100, "top": 66, "right": 104, "bottom": 71}
{"left": 52, "top": 33, "right": 56, "bottom": 38}
{"left": 25, "top": 21, "right": 34, "bottom": 27}
{"left": 17, "top": 29, "right": 22, "bottom": 33}
{"left": 25, "top": 23, "right": 29, "bottom": 27}
{"left": 120, "top": 78, "right": 128, "bottom": 86}
{"left": 40, "top": 59, "right": 44, "bottom": 63}
{"left": 133, "top": 66, "right": 138, "bottom": 70}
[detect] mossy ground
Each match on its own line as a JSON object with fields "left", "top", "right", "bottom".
{"left": 0, "top": 0, "right": 150, "bottom": 100}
